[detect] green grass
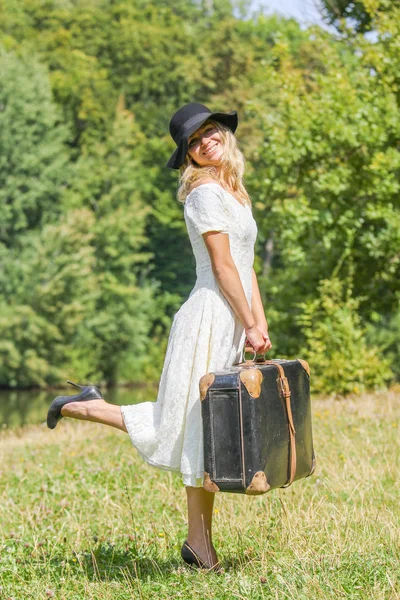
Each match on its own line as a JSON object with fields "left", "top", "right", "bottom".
{"left": 1, "top": 391, "right": 399, "bottom": 599}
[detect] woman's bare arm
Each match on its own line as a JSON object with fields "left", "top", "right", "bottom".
{"left": 203, "top": 231, "right": 266, "bottom": 352}
{"left": 251, "top": 268, "right": 272, "bottom": 351}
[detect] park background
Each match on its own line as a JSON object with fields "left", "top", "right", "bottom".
{"left": 1, "top": 0, "right": 399, "bottom": 396}
{"left": 0, "top": 1, "right": 399, "bottom": 599}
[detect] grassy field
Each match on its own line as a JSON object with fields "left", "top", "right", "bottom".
{"left": 1, "top": 391, "right": 399, "bottom": 600}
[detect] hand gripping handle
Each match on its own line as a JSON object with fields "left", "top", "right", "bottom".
{"left": 243, "top": 339, "right": 266, "bottom": 364}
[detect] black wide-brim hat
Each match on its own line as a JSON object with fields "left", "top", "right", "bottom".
{"left": 166, "top": 102, "right": 238, "bottom": 169}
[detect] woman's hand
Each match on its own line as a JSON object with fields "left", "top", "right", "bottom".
{"left": 245, "top": 324, "right": 272, "bottom": 354}
{"left": 245, "top": 324, "right": 270, "bottom": 353}
{"left": 258, "top": 324, "right": 272, "bottom": 354}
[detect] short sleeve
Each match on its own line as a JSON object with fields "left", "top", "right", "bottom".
{"left": 184, "top": 184, "right": 229, "bottom": 236}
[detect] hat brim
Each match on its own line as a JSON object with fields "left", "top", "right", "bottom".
{"left": 166, "top": 110, "right": 238, "bottom": 170}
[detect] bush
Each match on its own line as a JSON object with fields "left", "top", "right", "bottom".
{"left": 297, "top": 277, "right": 393, "bottom": 396}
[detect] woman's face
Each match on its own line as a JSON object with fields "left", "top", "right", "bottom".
{"left": 187, "top": 122, "right": 224, "bottom": 167}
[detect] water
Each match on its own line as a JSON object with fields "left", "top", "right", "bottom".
{"left": 0, "top": 385, "right": 158, "bottom": 429}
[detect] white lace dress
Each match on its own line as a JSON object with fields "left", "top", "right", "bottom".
{"left": 121, "top": 183, "right": 258, "bottom": 486}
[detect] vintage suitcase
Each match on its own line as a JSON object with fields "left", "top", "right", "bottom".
{"left": 200, "top": 353, "right": 315, "bottom": 495}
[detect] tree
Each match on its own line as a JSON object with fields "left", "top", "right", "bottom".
{"left": 1, "top": 0, "right": 399, "bottom": 391}
{"left": 0, "top": 50, "right": 70, "bottom": 245}
{"left": 63, "top": 101, "right": 163, "bottom": 384}
{"left": 0, "top": 210, "right": 97, "bottom": 387}
{"left": 317, "top": 0, "right": 395, "bottom": 34}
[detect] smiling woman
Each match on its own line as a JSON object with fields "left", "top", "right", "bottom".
{"left": 187, "top": 123, "right": 224, "bottom": 165}
{"left": 46, "top": 102, "right": 271, "bottom": 572}
{"left": 175, "top": 109, "right": 251, "bottom": 208}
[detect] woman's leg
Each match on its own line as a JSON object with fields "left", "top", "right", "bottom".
{"left": 185, "top": 486, "right": 219, "bottom": 567}
{"left": 62, "top": 403, "right": 221, "bottom": 565}
{"left": 61, "top": 400, "right": 127, "bottom": 432}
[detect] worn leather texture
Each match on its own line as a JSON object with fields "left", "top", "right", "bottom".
{"left": 201, "top": 359, "right": 315, "bottom": 494}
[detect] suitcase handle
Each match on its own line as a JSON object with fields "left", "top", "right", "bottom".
{"left": 244, "top": 341, "right": 266, "bottom": 364}
{"left": 243, "top": 343, "right": 257, "bottom": 362}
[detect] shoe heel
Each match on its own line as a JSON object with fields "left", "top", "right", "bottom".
{"left": 66, "top": 380, "right": 83, "bottom": 390}
{"left": 181, "top": 541, "right": 222, "bottom": 573}
{"left": 181, "top": 541, "right": 207, "bottom": 568}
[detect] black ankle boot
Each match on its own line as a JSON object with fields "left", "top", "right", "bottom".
{"left": 46, "top": 381, "right": 103, "bottom": 430}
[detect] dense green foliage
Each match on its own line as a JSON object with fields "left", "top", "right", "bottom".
{"left": 0, "top": 0, "right": 399, "bottom": 393}
{"left": 318, "top": 0, "right": 392, "bottom": 33}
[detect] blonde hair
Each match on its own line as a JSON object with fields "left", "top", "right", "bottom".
{"left": 177, "top": 120, "right": 251, "bottom": 206}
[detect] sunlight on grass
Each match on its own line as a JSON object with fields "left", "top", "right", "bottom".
{"left": 1, "top": 392, "right": 399, "bottom": 599}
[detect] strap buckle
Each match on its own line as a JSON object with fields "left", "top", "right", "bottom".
{"left": 278, "top": 376, "right": 291, "bottom": 399}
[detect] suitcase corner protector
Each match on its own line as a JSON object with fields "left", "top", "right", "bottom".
{"left": 245, "top": 471, "right": 270, "bottom": 495}
{"left": 199, "top": 373, "right": 216, "bottom": 401}
{"left": 239, "top": 368, "right": 263, "bottom": 398}
{"left": 203, "top": 472, "right": 220, "bottom": 492}
{"left": 297, "top": 358, "right": 310, "bottom": 377}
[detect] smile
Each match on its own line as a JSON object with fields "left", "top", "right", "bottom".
{"left": 203, "top": 144, "right": 218, "bottom": 156}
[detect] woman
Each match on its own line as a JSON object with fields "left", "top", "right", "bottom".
{"left": 47, "top": 102, "right": 272, "bottom": 571}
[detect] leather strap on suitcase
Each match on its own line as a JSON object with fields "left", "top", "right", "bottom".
{"left": 264, "top": 361, "right": 296, "bottom": 486}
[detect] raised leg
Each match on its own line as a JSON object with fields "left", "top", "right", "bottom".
{"left": 185, "top": 486, "right": 219, "bottom": 568}
{"left": 61, "top": 400, "right": 127, "bottom": 432}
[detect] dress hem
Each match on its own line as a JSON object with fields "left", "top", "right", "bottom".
{"left": 121, "top": 407, "right": 204, "bottom": 488}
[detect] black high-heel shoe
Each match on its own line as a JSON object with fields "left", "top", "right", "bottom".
{"left": 46, "top": 380, "right": 103, "bottom": 430}
{"left": 181, "top": 540, "right": 221, "bottom": 572}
